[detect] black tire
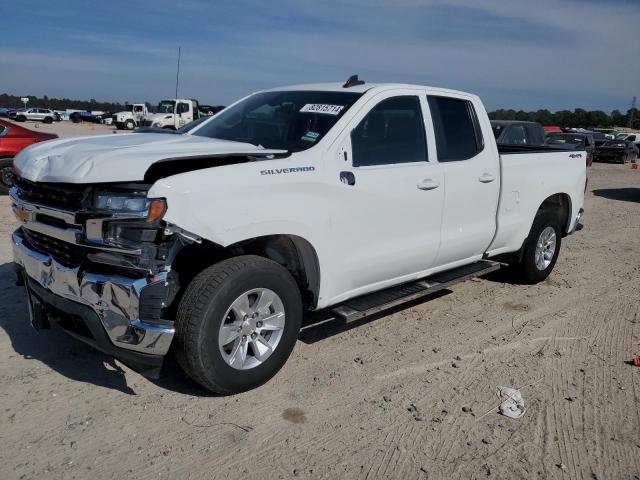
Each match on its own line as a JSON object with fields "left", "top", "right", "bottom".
{"left": 174, "top": 255, "right": 302, "bottom": 394}
{"left": 0, "top": 158, "right": 14, "bottom": 194}
{"left": 16, "top": 115, "right": 26, "bottom": 122}
{"left": 125, "top": 120, "right": 135, "bottom": 130}
{"left": 511, "top": 211, "right": 562, "bottom": 284}
{"left": 43, "top": 116, "right": 53, "bottom": 124}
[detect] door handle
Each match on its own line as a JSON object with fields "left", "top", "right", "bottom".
{"left": 479, "top": 173, "right": 495, "bottom": 183}
{"left": 417, "top": 179, "right": 440, "bottom": 190}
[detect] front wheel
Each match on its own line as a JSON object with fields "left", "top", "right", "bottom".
{"left": 174, "top": 255, "right": 302, "bottom": 394}
{"left": 125, "top": 120, "right": 135, "bottom": 130}
{"left": 511, "top": 211, "right": 562, "bottom": 284}
{"left": 0, "top": 158, "right": 14, "bottom": 194}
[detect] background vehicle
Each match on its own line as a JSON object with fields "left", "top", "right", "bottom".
{"left": 0, "top": 119, "right": 57, "bottom": 194}
{"left": 591, "top": 131, "right": 609, "bottom": 147}
{"left": 8, "top": 109, "right": 25, "bottom": 120}
{"left": 616, "top": 133, "right": 640, "bottom": 150}
{"left": 14, "top": 108, "right": 56, "bottom": 124}
{"left": 69, "top": 111, "right": 96, "bottom": 123}
{"left": 11, "top": 80, "right": 585, "bottom": 394}
{"left": 594, "top": 139, "right": 638, "bottom": 163}
{"left": 198, "top": 105, "right": 225, "bottom": 116}
{"left": 491, "top": 120, "right": 546, "bottom": 146}
{"left": 143, "top": 99, "right": 200, "bottom": 129}
{"left": 546, "top": 132, "right": 594, "bottom": 166}
{"left": 113, "top": 104, "right": 148, "bottom": 130}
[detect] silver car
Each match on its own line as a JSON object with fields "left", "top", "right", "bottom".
{"left": 15, "top": 108, "right": 56, "bottom": 124}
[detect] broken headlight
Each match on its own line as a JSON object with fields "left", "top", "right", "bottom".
{"left": 95, "top": 192, "right": 149, "bottom": 213}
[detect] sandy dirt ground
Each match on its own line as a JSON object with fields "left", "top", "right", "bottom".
{"left": 0, "top": 123, "right": 638, "bottom": 480}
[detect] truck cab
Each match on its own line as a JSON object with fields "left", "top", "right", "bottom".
{"left": 145, "top": 99, "right": 199, "bottom": 129}
{"left": 113, "top": 103, "right": 148, "bottom": 130}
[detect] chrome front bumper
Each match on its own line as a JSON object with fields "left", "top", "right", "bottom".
{"left": 12, "top": 230, "right": 174, "bottom": 356}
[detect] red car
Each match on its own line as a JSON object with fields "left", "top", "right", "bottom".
{"left": 0, "top": 119, "right": 57, "bottom": 194}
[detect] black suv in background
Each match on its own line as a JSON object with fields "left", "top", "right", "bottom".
{"left": 546, "top": 132, "right": 595, "bottom": 166}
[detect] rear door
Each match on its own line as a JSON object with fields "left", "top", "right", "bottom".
{"left": 427, "top": 94, "right": 500, "bottom": 267}
{"left": 327, "top": 90, "right": 444, "bottom": 299}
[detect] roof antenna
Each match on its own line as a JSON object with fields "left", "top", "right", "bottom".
{"left": 343, "top": 74, "right": 365, "bottom": 88}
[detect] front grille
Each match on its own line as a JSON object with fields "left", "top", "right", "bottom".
{"left": 14, "top": 177, "right": 88, "bottom": 210}
{"left": 22, "top": 229, "right": 88, "bottom": 267}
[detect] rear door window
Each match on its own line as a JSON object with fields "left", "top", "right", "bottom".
{"left": 428, "top": 96, "right": 483, "bottom": 161}
{"left": 351, "top": 96, "right": 428, "bottom": 167}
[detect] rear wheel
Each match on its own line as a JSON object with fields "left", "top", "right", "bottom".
{"left": 511, "top": 211, "right": 562, "bottom": 284}
{"left": 43, "top": 116, "right": 53, "bottom": 124}
{"left": 174, "top": 255, "right": 302, "bottom": 394}
{"left": 0, "top": 158, "right": 14, "bottom": 194}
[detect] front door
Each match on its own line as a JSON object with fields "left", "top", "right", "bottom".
{"left": 327, "top": 91, "right": 444, "bottom": 301}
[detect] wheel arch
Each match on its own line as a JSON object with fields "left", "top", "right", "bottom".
{"left": 538, "top": 192, "right": 572, "bottom": 236}
{"left": 170, "top": 233, "right": 321, "bottom": 309}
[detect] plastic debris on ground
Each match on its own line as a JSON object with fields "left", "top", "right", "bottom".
{"left": 496, "top": 386, "right": 526, "bottom": 419}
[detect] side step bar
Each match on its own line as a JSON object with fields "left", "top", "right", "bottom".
{"left": 332, "top": 260, "right": 501, "bottom": 322}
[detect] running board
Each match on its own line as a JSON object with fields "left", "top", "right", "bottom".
{"left": 332, "top": 260, "right": 501, "bottom": 322}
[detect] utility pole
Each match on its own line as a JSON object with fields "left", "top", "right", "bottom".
{"left": 175, "top": 47, "right": 181, "bottom": 99}
{"left": 629, "top": 96, "right": 636, "bottom": 128}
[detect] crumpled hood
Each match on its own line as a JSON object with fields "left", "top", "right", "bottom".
{"left": 14, "top": 133, "right": 287, "bottom": 184}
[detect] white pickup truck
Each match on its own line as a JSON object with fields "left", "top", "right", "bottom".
{"left": 10, "top": 77, "right": 585, "bottom": 394}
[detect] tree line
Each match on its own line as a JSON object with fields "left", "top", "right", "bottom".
{"left": 1, "top": 92, "right": 638, "bottom": 129}
{"left": 488, "top": 107, "right": 639, "bottom": 130}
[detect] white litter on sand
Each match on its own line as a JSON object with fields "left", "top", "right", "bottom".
{"left": 496, "top": 387, "right": 526, "bottom": 418}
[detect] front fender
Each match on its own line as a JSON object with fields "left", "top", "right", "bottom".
{"left": 148, "top": 157, "right": 331, "bottom": 291}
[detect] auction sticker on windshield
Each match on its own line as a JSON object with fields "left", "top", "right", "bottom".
{"left": 300, "top": 104, "right": 344, "bottom": 115}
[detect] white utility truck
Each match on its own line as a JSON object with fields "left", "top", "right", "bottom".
{"left": 143, "top": 99, "right": 200, "bottom": 129}
{"left": 113, "top": 103, "right": 148, "bottom": 130}
{"left": 11, "top": 76, "right": 586, "bottom": 394}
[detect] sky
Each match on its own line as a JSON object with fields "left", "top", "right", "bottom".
{"left": 1, "top": 0, "right": 639, "bottom": 112}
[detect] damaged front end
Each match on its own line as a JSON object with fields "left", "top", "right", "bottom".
{"left": 10, "top": 176, "right": 198, "bottom": 377}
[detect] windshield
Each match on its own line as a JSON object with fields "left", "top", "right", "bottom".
{"left": 546, "top": 134, "right": 585, "bottom": 146}
{"left": 157, "top": 101, "right": 175, "bottom": 114}
{"left": 189, "top": 91, "right": 362, "bottom": 152}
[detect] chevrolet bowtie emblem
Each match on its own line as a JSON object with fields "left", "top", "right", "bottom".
{"left": 13, "top": 205, "right": 32, "bottom": 223}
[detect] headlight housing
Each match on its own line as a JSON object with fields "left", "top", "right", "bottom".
{"left": 93, "top": 191, "right": 167, "bottom": 222}
{"left": 95, "top": 194, "right": 148, "bottom": 212}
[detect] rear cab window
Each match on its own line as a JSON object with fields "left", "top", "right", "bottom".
{"left": 427, "top": 96, "right": 483, "bottom": 161}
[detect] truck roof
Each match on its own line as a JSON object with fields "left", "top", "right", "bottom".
{"left": 266, "top": 82, "right": 476, "bottom": 99}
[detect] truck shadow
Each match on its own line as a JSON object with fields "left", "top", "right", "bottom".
{"left": 0, "top": 262, "right": 137, "bottom": 395}
{"left": 592, "top": 187, "right": 640, "bottom": 204}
